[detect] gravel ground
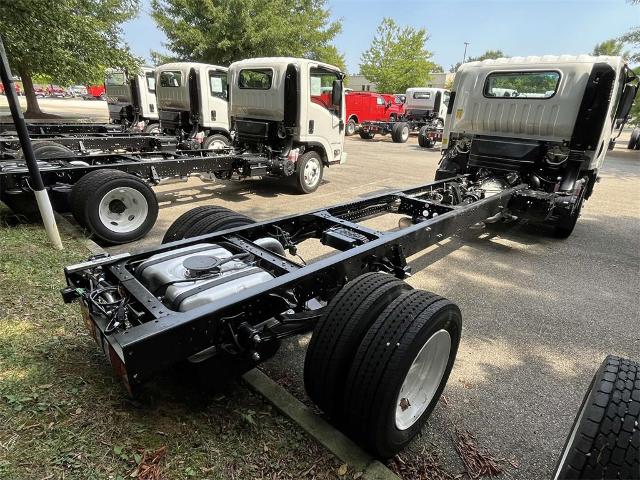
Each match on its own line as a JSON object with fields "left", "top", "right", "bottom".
{"left": 103, "top": 133, "right": 640, "bottom": 478}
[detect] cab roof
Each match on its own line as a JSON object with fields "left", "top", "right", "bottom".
{"left": 461, "top": 55, "right": 625, "bottom": 70}
{"left": 229, "top": 57, "right": 343, "bottom": 74}
{"left": 156, "top": 62, "right": 228, "bottom": 72}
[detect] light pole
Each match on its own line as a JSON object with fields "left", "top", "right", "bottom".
{"left": 463, "top": 42, "right": 470, "bottom": 64}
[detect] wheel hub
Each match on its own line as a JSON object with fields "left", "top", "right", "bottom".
{"left": 395, "top": 329, "right": 451, "bottom": 430}
{"left": 98, "top": 187, "right": 149, "bottom": 233}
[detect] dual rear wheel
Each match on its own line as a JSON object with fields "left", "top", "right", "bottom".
{"left": 304, "top": 272, "right": 461, "bottom": 458}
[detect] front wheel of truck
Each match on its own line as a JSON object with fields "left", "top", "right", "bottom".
{"left": 295, "top": 151, "right": 324, "bottom": 194}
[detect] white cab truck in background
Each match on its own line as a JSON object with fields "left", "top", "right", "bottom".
{"left": 105, "top": 67, "right": 160, "bottom": 133}
{"left": 228, "top": 57, "right": 346, "bottom": 193}
{"left": 155, "top": 62, "right": 231, "bottom": 149}
{"left": 437, "top": 55, "right": 638, "bottom": 238}
{"left": 404, "top": 87, "right": 450, "bottom": 126}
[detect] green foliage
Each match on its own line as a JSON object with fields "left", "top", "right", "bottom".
{"left": 359, "top": 18, "right": 436, "bottom": 93}
{"left": 592, "top": 39, "right": 629, "bottom": 59}
{"left": 450, "top": 49, "right": 507, "bottom": 73}
{"left": 0, "top": 0, "right": 141, "bottom": 84}
{"left": 620, "top": 0, "right": 640, "bottom": 62}
{"left": 151, "top": 0, "right": 345, "bottom": 69}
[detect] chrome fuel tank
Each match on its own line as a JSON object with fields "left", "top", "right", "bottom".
{"left": 135, "top": 243, "right": 273, "bottom": 312}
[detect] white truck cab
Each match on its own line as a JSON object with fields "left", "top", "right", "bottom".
{"left": 228, "top": 57, "right": 346, "bottom": 192}
{"left": 404, "top": 87, "right": 450, "bottom": 125}
{"left": 105, "top": 67, "right": 159, "bottom": 133}
{"left": 438, "top": 55, "right": 638, "bottom": 237}
{"left": 155, "top": 62, "right": 230, "bottom": 149}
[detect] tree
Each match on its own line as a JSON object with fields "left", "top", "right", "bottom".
{"left": 450, "top": 49, "right": 507, "bottom": 73}
{"left": 0, "top": 0, "right": 140, "bottom": 117}
{"left": 151, "top": 0, "right": 345, "bottom": 68}
{"left": 592, "top": 39, "right": 629, "bottom": 59}
{"left": 359, "top": 18, "right": 436, "bottom": 93}
{"left": 619, "top": 0, "right": 639, "bottom": 62}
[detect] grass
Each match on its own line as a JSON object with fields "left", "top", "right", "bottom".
{"left": 0, "top": 210, "right": 344, "bottom": 479}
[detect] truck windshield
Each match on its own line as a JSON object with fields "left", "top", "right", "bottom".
{"left": 239, "top": 69, "right": 272, "bottom": 89}
{"left": 159, "top": 71, "right": 182, "bottom": 88}
{"left": 484, "top": 71, "right": 560, "bottom": 99}
{"left": 105, "top": 73, "right": 125, "bottom": 86}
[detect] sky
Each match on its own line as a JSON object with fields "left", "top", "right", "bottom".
{"left": 123, "top": 0, "right": 640, "bottom": 73}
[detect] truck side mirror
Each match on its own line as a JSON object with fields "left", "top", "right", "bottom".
{"left": 615, "top": 84, "right": 638, "bottom": 125}
{"left": 332, "top": 79, "right": 342, "bottom": 107}
{"left": 386, "top": 101, "right": 392, "bottom": 108}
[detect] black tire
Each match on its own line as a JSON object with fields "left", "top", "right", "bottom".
{"left": 418, "top": 126, "right": 434, "bottom": 148}
{"left": 162, "top": 205, "right": 229, "bottom": 244}
{"left": 554, "top": 355, "right": 639, "bottom": 480}
{"left": 627, "top": 127, "right": 640, "bottom": 150}
{"left": 181, "top": 206, "right": 254, "bottom": 239}
{"left": 71, "top": 169, "right": 158, "bottom": 244}
{"left": 345, "top": 118, "right": 357, "bottom": 136}
{"left": 202, "top": 134, "right": 230, "bottom": 150}
{"left": 304, "top": 273, "right": 412, "bottom": 420}
{"left": 554, "top": 182, "right": 587, "bottom": 239}
{"left": 359, "top": 130, "right": 375, "bottom": 140}
{"left": 294, "top": 151, "right": 324, "bottom": 194}
{"left": 144, "top": 123, "right": 160, "bottom": 134}
{"left": 391, "top": 122, "right": 409, "bottom": 143}
{"left": 343, "top": 290, "right": 462, "bottom": 458}
{"left": 18, "top": 140, "right": 74, "bottom": 159}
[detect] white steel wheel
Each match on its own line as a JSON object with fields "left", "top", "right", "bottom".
{"left": 395, "top": 329, "right": 451, "bottom": 430}
{"left": 304, "top": 157, "right": 321, "bottom": 189}
{"left": 401, "top": 125, "right": 409, "bottom": 142}
{"left": 98, "top": 186, "right": 149, "bottom": 233}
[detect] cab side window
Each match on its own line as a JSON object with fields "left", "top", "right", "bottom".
{"left": 376, "top": 97, "right": 385, "bottom": 106}
{"left": 209, "top": 72, "right": 228, "bottom": 100}
{"left": 310, "top": 67, "right": 340, "bottom": 112}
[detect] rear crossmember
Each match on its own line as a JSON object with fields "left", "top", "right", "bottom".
{"left": 62, "top": 176, "right": 524, "bottom": 392}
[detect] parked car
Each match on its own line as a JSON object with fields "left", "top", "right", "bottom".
{"left": 46, "top": 85, "right": 67, "bottom": 98}
{"left": 67, "top": 85, "right": 88, "bottom": 97}
{"left": 86, "top": 84, "right": 106, "bottom": 100}
{"left": 344, "top": 91, "right": 405, "bottom": 136}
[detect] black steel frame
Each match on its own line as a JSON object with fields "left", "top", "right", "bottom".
{"left": 0, "top": 122, "right": 122, "bottom": 135}
{"left": 360, "top": 119, "right": 443, "bottom": 137}
{"left": 63, "top": 176, "right": 524, "bottom": 390}
{"left": 0, "top": 132, "right": 178, "bottom": 154}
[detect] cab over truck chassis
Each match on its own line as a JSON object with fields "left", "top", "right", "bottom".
{"left": 62, "top": 174, "right": 522, "bottom": 459}
{"left": 359, "top": 87, "right": 450, "bottom": 146}
{"left": 105, "top": 67, "right": 160, "bottom": 133}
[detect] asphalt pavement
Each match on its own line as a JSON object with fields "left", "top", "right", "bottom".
{"left": 105, "top": 133, "right": 640, "bottom": 478}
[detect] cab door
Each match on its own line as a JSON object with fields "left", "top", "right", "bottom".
{"left": 306, "top": 65, "right": 344, "bottom": 164}
{"left": 204, "top": 67, "right": 229, "bottom": 132}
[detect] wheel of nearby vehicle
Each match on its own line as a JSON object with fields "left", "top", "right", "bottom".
{"left": 345, "top": 118, "right": 357, "bottom": 136}
{"left": 202, "top": 134, "right": 230, "bottom": 150}
{"left": 627, "top": 127, "right": 640, "bottom": 149}
{"left": 180, "top": 206, "right": 255, "bottom": 239}
{"left": 162, "top": 205, "right": 233, "bottom": 243}
{"left": 294, "top": 151, "right": 323, "bottom": 194}
{"left": 418, "top": 126, "right": 432, "bottom": 148}
{"left": 553, "top": 182, "right": 587, "bottom": 239}
{"left": 71, "top": 169, "right": 158, "bottom": 244}
{"left": 359, "top": 130, "right": 375, "bottom": 140}
{"left": 342, "top": 289, "right": 462, "bottom": 458}
{"left": 553, "top": 355, "right": 639, "bottom": 480}
{"left": 144, "top": 123, "right": 161, "bottom": 134}
{"left": 391, "top": 122, "right": 410, "bottom": 143}
{"left": 17, "top": 140, "right": 74, "bottom": 159}
{"left": 304, "top": 273, "right": 412, "bottom": 421}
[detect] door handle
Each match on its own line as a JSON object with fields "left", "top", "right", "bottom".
{"left": 308, "top": 120, "right": 314, "bottom": 134}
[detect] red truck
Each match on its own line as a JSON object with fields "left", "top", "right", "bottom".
{"left": 345, "top": 91, "right": 404, "bottom": 136}
{"left": 86, "top": 84, "right": 106, "bottom": 99}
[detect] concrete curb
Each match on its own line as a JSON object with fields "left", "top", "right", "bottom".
{"left": 242, "top": 369, "right": 400, "bottom": 480}
{"left": 55, "top": 217, "right": 399, "bottom": 479}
